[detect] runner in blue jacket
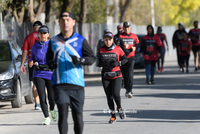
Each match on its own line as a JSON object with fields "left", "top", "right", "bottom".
{"left": 46, "top": 12, "right": 96, "bottom": 134}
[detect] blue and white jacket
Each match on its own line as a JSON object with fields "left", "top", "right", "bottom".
{"left": 46, "top": 32, "right": 96, "bottom": 87}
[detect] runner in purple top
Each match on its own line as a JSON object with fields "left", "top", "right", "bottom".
{"left": 29, "top": 25, "right": 58, "bottom": 125}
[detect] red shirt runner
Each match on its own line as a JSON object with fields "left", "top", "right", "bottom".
{"left": 156, "top": 33, "right": 166, "bottom": 48}
{"left": 141, "top": 35, "right": 162, "bottom": 61}
{"left": 118, "top": 32, "right": 139, "bottom": 58}
{"left": 188, "top": 29, "right": 200, "bottom": 46}
{"left": 21, "top": 31, "right": 40, "bottom": 61}
{"left": 179, "top": 39, "right": 192, "bottom": 56}
{"left": 99, "top": 45, "right": 126, "bottom": 79}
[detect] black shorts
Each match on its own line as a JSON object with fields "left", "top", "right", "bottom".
{"left": 192, "top": 45, "right": 200, "bottom": 54}
{"left": 180, "top": 55, "right": 190, "bottom": 65}
{"left": 28, "top": 67, "right": 34, "bottom": 81}
{"left": 53, "top": 84, "right": 84, "bottom": 113}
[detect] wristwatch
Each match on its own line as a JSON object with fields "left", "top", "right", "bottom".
{"left": 81, "top": 58, "right": 85, "bottom": 64}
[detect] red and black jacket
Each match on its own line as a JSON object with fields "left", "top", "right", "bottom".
{"left": 178, "top": 39, "right": 192, "bottom": 56}
{"left": 156, "top": 33, "right": 166, "bottom": 48}
{"left": 117, "top": 32, "right": 139, "bottom": 58}
{"left": 140, "top": 35, "right": 162, "bottom": 61}
{"left": 97, "top": 43, "right": 128, "bottom": 79}
{"left": 188, "top": 28, "right": 200, "bottom": 46}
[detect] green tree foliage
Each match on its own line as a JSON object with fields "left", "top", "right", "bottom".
{"left": 55, "top": 0, "right": 107, "bottom": 23}
{"left": 123, "top": 0, "right": 200, "bottom": 26}
{"left": 160, "top": 0, "right": 200, "bottom": 25}
{"left": 0, "top": 0, "right": 12, "bottom": 11}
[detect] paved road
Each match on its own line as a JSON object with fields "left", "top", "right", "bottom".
{"left": 1, "top": 55, "right": 200, "bottom": 134}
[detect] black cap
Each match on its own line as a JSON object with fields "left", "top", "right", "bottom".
{"left": 123, "top": 21, "right": 131, "bottom": 27}
{"left": 33, "top": 21, "right": 42, "bottom": 27}
{"left": 117, "top": 25, "right": 123, "bottom": 29}
{"left": 178, "top": 23, "right": 184, "bottom": 26}
{"left": 59, "top": 11, "right": 75, "bottom": 20}
{"left": 103, "top": 32, "right": 113, "bottom": 39}
{"left": 38, "top": 25, "right": 49, "bottom": 33}
{"left": 103, "top": 29, "right": 110, "bottom": 34}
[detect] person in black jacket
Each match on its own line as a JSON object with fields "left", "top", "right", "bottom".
{"left": 97, "top": 32, "right": 128, "bottom": 124}
{"left": 114, "top": 25, "right": 123, "bottom": 44}
{"left": 172, "top": 23, "right": 187, "bottom": 71}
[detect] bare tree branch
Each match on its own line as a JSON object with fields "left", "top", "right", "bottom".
{"left": 120, "top": 0, "right": 132, "bottom": 23}
{"left": 68, "top": 0, "right": 76, "bottom": 12}
{"left": 35, "top": 0, "right": 48, "bottom": 19}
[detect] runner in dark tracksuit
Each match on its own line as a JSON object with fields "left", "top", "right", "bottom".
{"left": 140, "top": 25, "right": 162, "bottom": 84}
{"left": 116, "top": 21, "right": 139, "bottom": 98}
{"left": 178, "top": 33, "right": 192, "bottom": 73}
{"left": 114, "top": 24, "right": 123, "bottom": 44}
{"left": 172, "top": 23, "right": 187, "bottom": 71}
{"left": 97, "top": 32, "right": 128, "bottom": 124}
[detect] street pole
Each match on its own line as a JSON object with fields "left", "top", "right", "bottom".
{"left": 150, "top": 0, "right": 155, "bottom": 28}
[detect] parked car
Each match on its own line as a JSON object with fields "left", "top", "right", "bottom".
{"left": 134, "top": 34, "right": 145, "bottom": 69}
{"left": 0, "top": 39, "right": 34, "bottom": 108}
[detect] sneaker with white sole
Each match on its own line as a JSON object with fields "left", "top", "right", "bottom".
{"left": 50, "top": 109, "right": 58, "bottom": 122}
{"left": 125, "top": 91, "right": 133, "bottom": 98}
{"left": 35, "top": 103, "right": 41, "bottom": 110}
{"left": 118, "top": 108, "right": 126, "bottom": 119}
{"left": 42, "top": 117, "right": 50, "bottom": 125}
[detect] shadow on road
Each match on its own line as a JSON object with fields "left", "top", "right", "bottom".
{"left": 90, "top": 109, "right": 200, "bottom": 122}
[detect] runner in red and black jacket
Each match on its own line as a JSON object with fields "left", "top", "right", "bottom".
{"left": 188, "top": 21, "right": 200, "bottom": 71}
{"left": 156, "top": 26, "right": 169, "bottom": 73}
{"left": 172, "top": 23, "right": 187, "bottom": 71}
{"left": 178, "top": 32, "right": 192, "bottom": 73}
{"left": 116, "top": 21, "right": 139, "bottom": 98}
{"left": 97, "top": 32, "right": 128, "bottom": 124}
{"left": 140, "top": 25, "right": 162, "bottom": 84}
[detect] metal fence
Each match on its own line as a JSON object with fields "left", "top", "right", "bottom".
{"left": 0, "top": 20, "right": 191, "bottom": 74}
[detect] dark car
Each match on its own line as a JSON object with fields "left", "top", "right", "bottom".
{"left": 134, "top": 34, "right": 145, "bottom": 69}
{"left": 0, "top": 39, "right": 34, "bottom": 108}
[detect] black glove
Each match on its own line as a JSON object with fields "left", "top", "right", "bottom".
{"left": 48, "top": 60, "right": 57, "bottom": 69}
{"left": 70, "top": 55, "right": 85, "bottom": 65}
{"left": 110, "top": 61, "right": 120, "bottom": 67}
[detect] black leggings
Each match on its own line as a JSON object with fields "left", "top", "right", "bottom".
{"left": 33, "top": 77, "right": 55, "bottom": 118}
{"left": 102, "top": 77, "right": 122, "bottom": 111}
{"left": 121, "top": 56, "right": 135, "bottom": 92}
{"left": 57, "top": 103, "right": 83, "bottom": 134}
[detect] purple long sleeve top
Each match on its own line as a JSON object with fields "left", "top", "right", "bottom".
{"left": 30, "top": 40, "right": 52, "bottom": 80}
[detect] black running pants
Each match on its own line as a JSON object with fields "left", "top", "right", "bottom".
{"left": 33, "top": 77, "right": 55, "bottom": 118}
{"left": 102, "top": 77, "right": 122, "bottom": 111}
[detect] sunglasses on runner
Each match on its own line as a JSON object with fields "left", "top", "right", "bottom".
{"left": 40, "top": 32, "right": 48, "bottom": 34}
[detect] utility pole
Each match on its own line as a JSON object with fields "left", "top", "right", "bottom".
{"left": 150, "top": 0, "right": 155, "bottom": 28}
{"left": 114, "top": 0, "right": 119, "bottom": 23}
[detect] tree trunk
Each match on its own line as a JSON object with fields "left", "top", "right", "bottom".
{"left": 45, "top": 0, "right": 51, "bottom": 22}
{"left": 79, "top": 0, "right": 87, "bottom": 35}
{"left": 61, "top": 0, "right": 69, "bottom": 13}
{"left": 68, "top": 0, "right": 76, "bottom": 12}
{"left": 23, "top": 0, "right": 47, "bottom": 23}
{"left": 29, "top": 0, "right": 35, "bottom": 23}
{"left": 119, "top": 0, "right": 132, "bottom": 23}
{"left": 11, "top": 5, "right": 19, "bottom": 22}
{"left": 35, "top": 0, "right": 47, "bottom": 19}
